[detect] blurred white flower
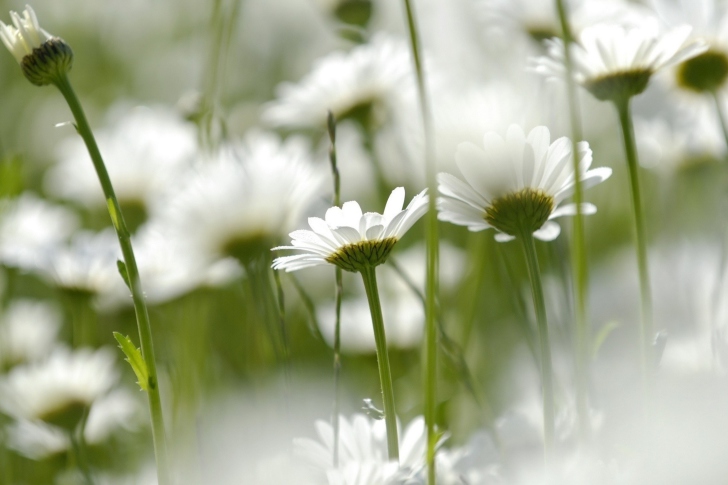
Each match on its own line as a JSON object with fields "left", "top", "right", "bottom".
{"left": 532, "top": 19, "right": 707, "bottom": 102}
{"left": 0, "top": 299, "right": 61, "bottom": 368}
{"left": 437, "top": 125, "right": 610, "bottom": 241}
{"left": 477, "top": 0, "right": 649, "bottom": 45}
{"left": 5, "top": 388, "right": 142, "bottom": 460}
{"left": 33, "top": 229, "right": 120, "bottom": 295}
{"left": 272, "top": 187, "right": 428, "bottom": 272}
{"left": 46, "top": 104, "right": 198, "bottom": 217}
{"left": 296, "top": 413, "right": 475, "bottom": 484}
{"left": 649, "top": 0, "right": 728, "bottom": 94}
{"left": 104, "top": 226, "right": 241, "bottom": 307}
{"left": 0, "top": 192, "right": 79, "bottom": 269}
{"left": 156, "top": 130, "right": 324, "bottom": 266}
{"left": 262, "top": 34, "right": 414, "bottom": 130}
{"left": 0, "top": 346, "right": 118, "bottom": 429}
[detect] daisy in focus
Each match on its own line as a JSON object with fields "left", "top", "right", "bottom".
{"left": 272, "top": 186, "right": 427, "bottom": 273}
{"left": 437, "top": 124, "right": 611, "bottom": 242}
{"left": 532, "top": 18, "right": 707, "bottom": 103}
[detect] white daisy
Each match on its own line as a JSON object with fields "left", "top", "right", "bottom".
{"left": 437, "top": 125, "right": 611, "bottom": 242}
{"left": 5, "top": 388, "right": 142, "bottom": 460}
{"left": 532, "top": 18, "right": 707, "bottom": 102}
{"left": 0, "top": 5, "right": 52, "bottom": 64}
{"left": 0, "top": 346, "right": 118, "bottom": 431}
{"left": 46, "top": 104, "right": 198, "bottom": 228}
{"left": 0, "top": 192, "right": 79, "bottom": 270}
{"left": 0, "top": 5, "right": 72, "bottom": 86}
{"left": 651, "top": 0, "right": 728, "bottom": 93}
{"left": 33, "top": 229, "right": 121, "bottom": 295}
{"left": 262, "top": 33, "right": 414, "bottom": 130}
{"left": 272, "top": 187, "right": 428, "bottom": 273}
{"left": 0, "top": 300, "right": 61, "bottom": 368}
{"left": 156, "top": 130, "right": 324, "bottom": 266}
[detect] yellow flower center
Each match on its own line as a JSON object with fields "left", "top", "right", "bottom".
{"left": 484, "top": 188, "right": 555, "bottom": 237}
{"left": 325, "top": 237, "right": 398, "bottom": 273}
{"left": 676, "top": 49, "right": 728, "bottom": 93}
{"left": 583, "top": 69, "right": 652, "bottom": 103}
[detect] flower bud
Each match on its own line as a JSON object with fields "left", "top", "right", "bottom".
{"left": 0, "top": 6, "right": 73, "bottom": 86}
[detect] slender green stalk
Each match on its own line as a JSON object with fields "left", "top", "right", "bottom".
{"left": 615, "top": 98, "right": 654, "bottom": 385}
{"left": 70, "top": 416, "right": 94, "bottom": 485}
{"left": 402, "top": 0, "right": 439, "bottom": 482}
{"left": 554, "top": 0, "right": 590, "bottom": 441}
{"left": 359, "top": 265, "right": 399, "bottom": 461}
{"left": 53, "top": 74, "right": 170, "bottom": 485}
{"left": 328, "top": 111, "right": 344, "bottom": 468}
{"left": 272, "top": 268, "right": 292, "bottom": 378}
{"left": 711, "top": 90, "right": 728, "bottom": 150}
{"left": 519, "top": 231, "right": 555, "bottom": 460}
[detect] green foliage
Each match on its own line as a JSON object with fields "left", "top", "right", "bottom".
{"left": 113, "top": 332, "right": 149, "bottom": 392}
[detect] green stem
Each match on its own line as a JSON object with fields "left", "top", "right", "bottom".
{"left": 69, "top": 425, "right": 94, "bottom": 485}
{"left": 615, "top": 98, "right": 654, "bottom": 385}
{"left": 554, "top": 0, "right": 590, "bottom": 442}
{"left": 519, "top": 231, "right": 555, "bottom": 461}
{"left": 711, "top": 90, "right": 728, "bottom": 150}
{"left": 328, "top": 111, "right": 344, "bottom": 468}
{"left": 53, "top": 74, "right": 170, "bottom": 485}
{"left": 403, "top": 0, "right": 439, "bottom": 482}
{"left": 359, "top": 265, "right": 399, "bottom": 461}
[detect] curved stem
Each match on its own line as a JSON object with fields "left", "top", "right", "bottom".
{"left": 615, "top": 98, "right": 654, "bottom": 386}
{"left": 402, "top": 1, "right": 439, "bottom": 482}
{"left": 519, "top": 231, "right": 555, "bottom": 462}
{"left": 554, "top": 0, "right": 590, "bottom": 442}
{"left": 360, "top": 265, "right": 399, "bottom": 461}
{"left": 53, "top": 74, "right": 170, "bottom": 485}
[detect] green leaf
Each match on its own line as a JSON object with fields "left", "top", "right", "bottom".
{"left": 113, "top": 332, "right": 149, "bottom": 392}
{"left": 116, "top": 260, "right": 131, "bottom": 290}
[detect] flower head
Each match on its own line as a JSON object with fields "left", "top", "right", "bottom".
{"left": 438, "top": 125, "right": 611, "bottom": 242}
{"left": 272, "top": 187, "right": 428, "bottom": 273}
{"left": 532, "top": 19, "right": 707, "bottom": 103}
{"left": 262, "top": 34, "right": 414, "bottom": 131}
{"left": 0, "top": 5, "right": 72, "bottom": 86}
{"left": 0, "top": 347, "right": 118, "bottom": 431}
{"left": 156, "top": 131, "right": 324, "bottom": 267}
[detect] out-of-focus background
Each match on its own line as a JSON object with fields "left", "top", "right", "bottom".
{"left": 1, "top": 0, "right": 728, "bottom": 483}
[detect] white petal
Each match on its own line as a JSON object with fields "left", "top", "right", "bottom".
{"left": 341, "top": 201, "right": 363, "bottom": 227}
{"left": 548, "top": 203, "right": 597, "bottom": 219}
{"left": 494, "top": 232, "right": 515, "bottom": 243}
{"left": 382, "top": 187, "right": 405, "bottom": 223}
{"left": 533, "top": 221, "right": 561, "bottom": 241}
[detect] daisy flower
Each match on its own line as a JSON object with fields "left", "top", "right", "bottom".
{"left": 0, "top": 300, "right": 61, "bottom": 369}
{"left": 46, "top": 104, "right": 198, "bottom": 231}
{"left": 156, "top": 130, "right": 324, "bottom": 267}
{"left": 272, "top": 186, "right": 428, "bottom": 273}
{"left": 651, "top": 0, "right": 728, "bottom": 94}
{"left": 532, "top": 18, "right": 707, "bottom": 103}
{"left": 0, "top": 5, "right": 52, "bottom": 63}
{"left": 0, "top": 346, "right": 119, "bottom": 431}
{"left": 0, "top": 192, "right": 80, "bottom": 270}
{"left": 0, "top": 5, "right": 72, "bottom": 86}
{"left": 262, "top": 34, "right": 414, "bottom": 131}
{"left": 437, "top": 124, "right": 611, "bottom": 242}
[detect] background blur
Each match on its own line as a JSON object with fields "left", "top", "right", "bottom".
{"left": 0, "top": 0, "right": 726, "bottom": 483}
